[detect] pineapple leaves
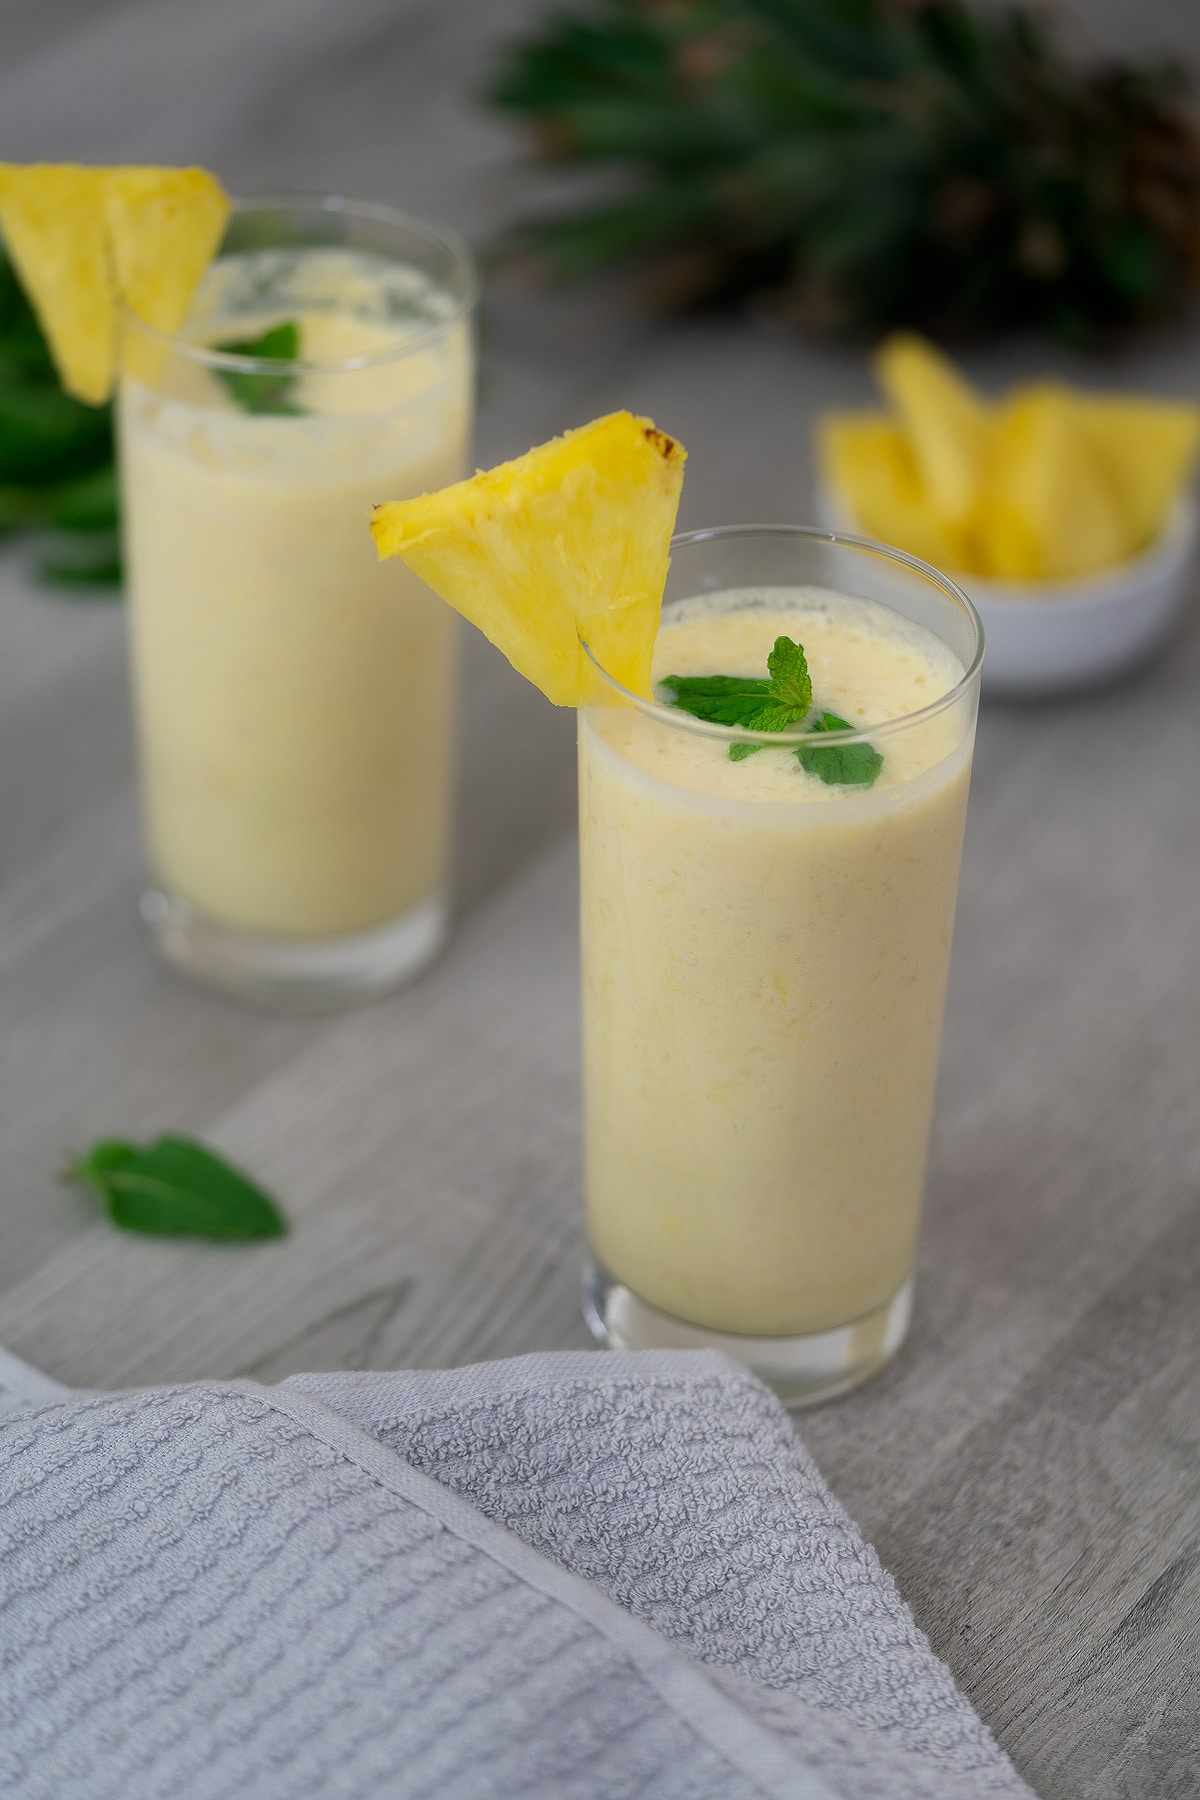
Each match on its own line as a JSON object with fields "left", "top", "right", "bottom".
{"left": 487, "top": 0, "right": 1200, "bottom": 342}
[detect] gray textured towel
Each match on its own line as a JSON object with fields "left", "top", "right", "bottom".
{"left": 0, "top": 1348, "right": 1033, "bottom": 1799}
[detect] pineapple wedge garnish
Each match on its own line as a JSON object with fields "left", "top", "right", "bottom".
{"left": 371, "top": 413, "right": 686, "bottom": 705}
{"left": 0, "top": 169, "right": 112, "bottom": 405}
{"left": 101, "top": 169, "right": 230, "bottom": 340}
{"left": 0, "top": 163, "right": 229, "bottom": 404}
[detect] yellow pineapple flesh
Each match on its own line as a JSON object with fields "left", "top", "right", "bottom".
{"left": 0, "top": 162, "right": 229, "bottom": 404}
{"left": 0, "top": 167, "right": 113, "bottom": 404}
{"left": 371, "top": 412, "right": 687, "bottom": 705}
{"left": 824, "top": 331, "right": 1200, "bottom": 580}
{"left": 818, "top": 411, "right": 969, "bottom": 571}
{"left": 873, "top": 333, "right": 991, "bottom": 529}
{"left": 1073, "top": 396, "right": 1200, "bottom": 551}
{"left": 976, "top": 384, "right": 1131, "bottom": 580}
{"left": 101, "top": 168, "right": 229, "bottom": 338}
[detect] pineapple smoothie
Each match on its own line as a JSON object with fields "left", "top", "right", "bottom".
{"left": 581, "top": 580, "right": 977, "bottom": 1347}
{"left": 120, "top": 203, "right": 475, "bottom": 1001}
{"left": 370, "top": 424, "right": 982, "bottom": 1399}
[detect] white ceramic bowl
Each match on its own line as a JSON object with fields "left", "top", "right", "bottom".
{"left": 816, "top": 491, "right": 1198, "bottom": 699}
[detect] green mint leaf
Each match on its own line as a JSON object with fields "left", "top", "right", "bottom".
{"left": 220, "top": 321, "right": 300, "bottom": 362}
{"left": 66, "top": 1140, "right": 138, "bottom": 1204}
{"left": 766, "top": 636, "right": 812, "bottom": 715}
{"left": 662, "top": 635, "right": 813, "bottom": 760}
{"left": 659, "top": 672, "right": 772, "bottom": 725}
{"left": 662, "top": 638, "right": 881, "bottom": 781}
{"left": 214, "top": 321, "right": 304, "bottom": 416}
{"left": 65, "top": 1134, "right": 287, "bottom": 1240}
{"left": 796, "top": 711, "right": 884, "bottom": 788}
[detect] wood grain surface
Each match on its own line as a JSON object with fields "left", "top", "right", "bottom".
{"left": 1, "top": 3, "right": 1199, "bottom": 1796}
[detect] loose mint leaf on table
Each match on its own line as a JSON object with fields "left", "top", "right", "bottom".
{"left": 66, "top": 1135, "right": 288, "bottom": 1240}
{"left": 797, "top": 711, "right": 885, "bottom": 789}
{"left": 662, "top": 635, "right": 883, "bottom": 786}
{"left": 214, "top": 321, "right": 304, "bottom": 415}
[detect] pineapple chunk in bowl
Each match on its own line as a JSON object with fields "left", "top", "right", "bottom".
{"left": 816, "top": 486, "right": 1198, "bottom": 700}
{"left": 817, "top": 336, "right": 1200, "bottom": 699}
{"left": 950, "top": 498, "right": 1196, "bottom": 699}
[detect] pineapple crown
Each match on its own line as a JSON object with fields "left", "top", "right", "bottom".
{"left": 487, "top": 0, "right": 1200, "bottom": 342}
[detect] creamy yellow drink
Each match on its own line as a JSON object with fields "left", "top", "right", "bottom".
{"left": 581, "top": 585, "right": 974, "bottom": 1341}
{"left": 120, "top": 205, "right": 475, "bottom": 1000}
{"left": 368, "top": 422, "right": 981, "bottom": 1399}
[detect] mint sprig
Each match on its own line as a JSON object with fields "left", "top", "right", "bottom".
{"left": 661, "top": 635, "right": 883, "bottom": 787}
{"left": 660, "top": 635, "right": 813, "bottom": 743}
{"left": 66, "top": 1135, "right": 288, "bottom": 1240}
{"left": 797, "top": 711, "right": 885, "bottom": 787}
{"left": 214, "top": 321, "right": 304, "bottom": 415}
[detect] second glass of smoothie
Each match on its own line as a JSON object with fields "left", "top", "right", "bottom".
{"left": 120, "top": 195, "right": 476, "bottom": 1006}
{"left": 580, "top": 526, "right": 983, "bottom": 1404}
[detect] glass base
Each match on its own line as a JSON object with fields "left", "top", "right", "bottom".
{"left": 142, "top": 887, "right": 447, "bottom": 1011}
{"left": 582, "top": 1257, "right": 912, "bottom": 1409}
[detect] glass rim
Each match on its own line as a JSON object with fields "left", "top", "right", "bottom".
{"left": 120, "top": 191, "right": 480, "bottom": 376}
{"left": 581, "top": 523, "right": 985, "bottom": 750}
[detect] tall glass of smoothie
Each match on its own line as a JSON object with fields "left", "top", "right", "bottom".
{"left": 580, "top": 526, "right": 984, "bottom": 1404}
{"left": 119, "top": 195, "right": 476, "bottom": 1006}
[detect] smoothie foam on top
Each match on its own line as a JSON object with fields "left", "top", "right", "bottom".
{"left": 589, "top": 586, "right": 967, "bottom": 806}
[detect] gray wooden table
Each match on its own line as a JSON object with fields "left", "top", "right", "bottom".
{"left": 2, "top": 3, "right": 1199, "bottom": 1796}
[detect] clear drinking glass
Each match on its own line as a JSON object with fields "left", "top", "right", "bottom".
{"left": 579, "top": 526, "right": 984, "bottom": 1405}
{"left": 119, "top": 195, "right": 477, "bottom": 1007}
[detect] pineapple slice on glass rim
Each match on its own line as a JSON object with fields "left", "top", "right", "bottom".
{"left": 0, "top": 162, "right": 230, "bottom": 404}
{"left": 370, "top": 411, "right": 687, "bottom": 706}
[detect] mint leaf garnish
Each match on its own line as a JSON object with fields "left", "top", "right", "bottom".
{"left": 658, "top": 672, "right": 773, "bottom": 726}
{"left": 661, "top": 635, "right": 883, "bottom": 785}
{"left": 797, "top": 711, "right": 885, "bottom": 788}
{"left": 214, "top": 321, "right": 303, "bottom": 415}
{"left": 661, "top": 634, "right": 812, "bottom": 753}
{"left": 765, "top": 635, "right": 813, "bottom": 714}
{"left": 66, "top": 1135, "right": 287, "bottom": 1240}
